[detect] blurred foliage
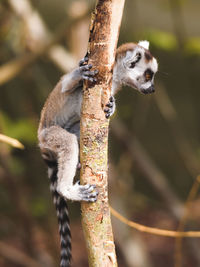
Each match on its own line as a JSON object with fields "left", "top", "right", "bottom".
{"left": 185, "top": 37, "right": 200, "bottom": 55}
{"left": 0, "top": 112, "right": 37, "bottom": 144}
{"left": 145, "top": 30, "right": 178, "bottom": 51}
{"left": 30, "top": 196, "right": 49, "bottom": 218}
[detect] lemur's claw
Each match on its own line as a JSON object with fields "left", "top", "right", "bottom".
{"left": 79, "top": 61, "right": 98, "bottom": 82}
{"left": 79, "top": 56, "right": 89, "bottom": 66}
{"left": 77, "top": 183, "right": 98, "bottom": 202}
{"left": 106, "top": 102, "right": 113, "bottom": 108}
{"left": 104, "top": 96, "right": 116, "bottom": 118}
{"left": 109, "top": 96, "right": 115, "bottom": 102}
{"left": 79, "top": 55, "right": 99, "bottom": 82}
{"left": 79, "top": 65, "right": 92, "bottom": 72}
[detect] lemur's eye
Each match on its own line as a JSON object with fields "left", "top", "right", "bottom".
{"left": 130, "top": 62, "right": 135, "bottom": 68}
{"left": 145, "top": 69, "right": 154, "bottom": 81}
{"left": 146, "top": 74, "right": 151, "bottom": 80}
{"left": 136, "top": 52, "right": 142, "bottom": 62}
{"left": 129, "top": 52, "right": 142, "bottom": 68}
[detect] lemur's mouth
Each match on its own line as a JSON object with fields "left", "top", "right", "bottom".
{"left": 140, "top": 85, "right": 155, "bottom": 94}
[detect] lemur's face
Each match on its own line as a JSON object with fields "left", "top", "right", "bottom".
{"left": 117, "top": 41, "right": 158, "bottom": 94}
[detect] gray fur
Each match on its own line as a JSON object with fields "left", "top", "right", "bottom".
{"left": 38, "top": 41, "right": 158, "bottom": 267}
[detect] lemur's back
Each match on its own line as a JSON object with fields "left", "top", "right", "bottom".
{"left": 38, "top": 77, "right": 83, "bottom": 138}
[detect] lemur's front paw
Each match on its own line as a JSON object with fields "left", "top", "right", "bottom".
{"left": 79, "top": 56, "right": 98, "bottom": 83}
{"left": 104, "top": 96, "right": 116, "bottom": 118}
{"left": 76, "top": 181, "right": 98, "bottom": 202}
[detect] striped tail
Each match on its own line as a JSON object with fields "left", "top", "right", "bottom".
{"left": 46, "top": 160, "right": 72, "bottom": 267}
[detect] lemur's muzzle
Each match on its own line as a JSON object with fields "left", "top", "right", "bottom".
{"left": 141, "top": 85, "right": 155, "bottom": 95}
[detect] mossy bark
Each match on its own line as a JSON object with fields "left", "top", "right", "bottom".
{"left": 80, "top": 0, "right": 125, "bottom": 266}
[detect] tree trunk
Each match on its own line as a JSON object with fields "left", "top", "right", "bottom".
{"left": 80, "top": 0, "right": 125, "bottom": 266}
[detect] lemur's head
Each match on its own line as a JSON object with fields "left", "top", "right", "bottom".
{"left": 113, "top": 41, "right": 158, "bottom": 94}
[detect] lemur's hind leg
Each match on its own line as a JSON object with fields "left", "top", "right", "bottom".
{"left": 38, "top": 126, "right": 98, "bottom": 202}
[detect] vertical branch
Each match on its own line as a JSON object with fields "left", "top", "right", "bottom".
{"left": 80, "top": 0, "right": 125, "bottom": 266}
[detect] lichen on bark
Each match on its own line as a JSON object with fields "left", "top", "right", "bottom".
{"left": 80, "top": 0, "right": 125, "bottom": 266}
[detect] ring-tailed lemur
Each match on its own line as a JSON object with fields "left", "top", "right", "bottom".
{"left": 38, "top": 40, "right": 158, "bottom": 267}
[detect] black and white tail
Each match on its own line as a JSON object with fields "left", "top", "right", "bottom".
{"left": 46, "top": 160, "right": 72, "bottom": 267}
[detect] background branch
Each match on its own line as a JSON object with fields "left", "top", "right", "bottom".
{"left": 2, "top": 0, "right": 92, "bottom": 86}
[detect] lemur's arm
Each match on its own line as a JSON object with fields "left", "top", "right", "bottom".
{"left": 61, "top": 57, "right": 98, "bottom": 93}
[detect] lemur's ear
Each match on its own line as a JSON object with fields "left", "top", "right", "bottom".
{"left": 138, "top": 40, "right": 149, "bottom": 50}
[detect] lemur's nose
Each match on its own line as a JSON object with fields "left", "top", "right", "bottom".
{"left": 149, "top": 85, "right": 155, "bottom": 93}
{"left": 141, "top": 85, "right": 155, "bottom": 94}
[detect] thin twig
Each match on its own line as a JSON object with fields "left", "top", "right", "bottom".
{"left": 0, "top": 133, "right": 24, "bottom": 149}
{"left": 110, "top": 206, "right": 200, "bottom": 238}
